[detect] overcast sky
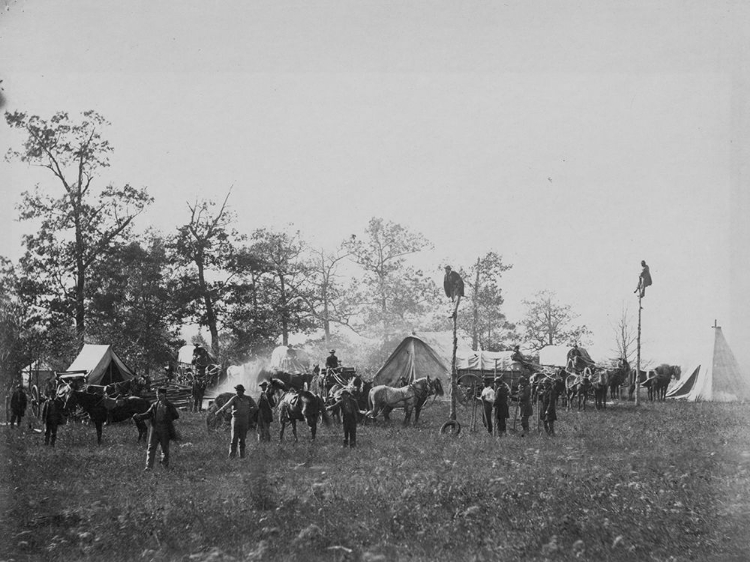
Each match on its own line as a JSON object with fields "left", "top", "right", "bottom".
{"left": 1, "top": 1, "right": 748, "bottom": 370}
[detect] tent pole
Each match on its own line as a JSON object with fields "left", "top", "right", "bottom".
{"left": 635, "top": 292, "right": 642, "bottom": 406}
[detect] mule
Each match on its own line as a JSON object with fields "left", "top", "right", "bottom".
{"left": 279, "top": 390, "right": 330, "bottom": 441}
{"left": 366, "top": 377, "right": 444, "bottom": 425}
{"left": 63, "top": 388, "right": 151, "bottom": 444}
{"left": 566, "top": 373, "right": 592, "bottom": 411}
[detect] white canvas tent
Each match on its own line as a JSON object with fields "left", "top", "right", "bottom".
{"left": 372, "top": 332, "right": 472, "bottom": 396}
{"left": 667, "top": 326, "right": 750, "bottom": 402}
{"left": 66, "top": 344, "right": 136, "bottom": 386}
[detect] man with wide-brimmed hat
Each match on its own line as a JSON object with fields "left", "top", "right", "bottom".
{"left": 135, "top": 387, "right": 180, "bottom": 470}
{"left": 493, "top": 375, "right": 511, "bottom": 436}
{"left": 256, "top": 381, "right": 275, "bottom": 443}
{"left": 215, "top": 384, "right": 257, "bottom": 459}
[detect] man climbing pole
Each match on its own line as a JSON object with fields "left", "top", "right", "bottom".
{"left": 635, "top": 260, "right": 652, "bottom": 298}
{"left": 443, "top": 265, "right": 465, "bottom": 319}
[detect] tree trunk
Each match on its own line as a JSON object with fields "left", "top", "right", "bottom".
{"left": 471, "top": 258, "right": 480, "bottom": 349}
{"left": 196, "top": 252, "right": 220, "bottom": 357}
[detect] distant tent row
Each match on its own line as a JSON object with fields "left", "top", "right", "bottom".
{"left": 667, "top": 326, "right": 750, "bottom": 402}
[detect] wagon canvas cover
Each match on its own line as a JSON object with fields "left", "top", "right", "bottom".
{"left": 66, "top": 344, "right": 136, "bottom": 386}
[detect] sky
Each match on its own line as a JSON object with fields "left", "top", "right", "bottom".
{"left": 1, "top": 0, "right": 748, "bottom": 371}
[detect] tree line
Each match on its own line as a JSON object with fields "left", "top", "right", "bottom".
{"left": 1, "top": 111, "right": 591, "bottom": 384}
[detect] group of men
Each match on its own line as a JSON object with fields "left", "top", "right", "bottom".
{"left": 480, "top": 374, "right": 557, "bottom": 437}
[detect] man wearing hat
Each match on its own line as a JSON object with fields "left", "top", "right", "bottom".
{"left": 215, "top": 384, "right": 257, "bottom": 459}
{"left": 517, "top": 376, "right": 533, "bottom": 437}
{"left": 325, "top": 349, "right": 340, "bottom": 371}
{"left": 9, "top": 382, "right": 28, "bottom": 429}
{"left": 256, "top": 381, "right": 276, "bottom": 443}
{"left": 326, "top": 388, "right": 359, "bottom": 448}
{"left": 135, "top": 388, "right": 180, "bottom": 470}
{"left": 493, "top": 376, "right": 511, "bottom": 436}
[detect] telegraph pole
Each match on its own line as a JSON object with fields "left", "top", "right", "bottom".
{"left": 635, "top": 291, "right": 642, "bottom": 406}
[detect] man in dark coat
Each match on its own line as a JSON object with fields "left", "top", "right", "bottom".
{"left": 215, "top": 384, "right": 257, "bottom": 458}
{"left": 635, "top": 260, "right": 652, "bottom": 298}
{"left": 443, "top": 266, "right": 465, "bottom": 302}
{"left": 518, "top": 376, "right": 533, "bottom": 436}
{"left": 42, "top": 396, "right": 64, "bottom": 446}
{"left": 9, "top": 383, "right": 28, "bottom": 429}
{"left": 494, "top": 376, "right": 511, "bottom": 436}
{"left": 539, "top": 379, "right": 557, "bottom": 436}
{"left": 326, "top": 389, "right": 359, "bottom": 447}
{"left": 256, "top": 381, "right": 275, "bottom": 443}
{"left": 325, "top": 349, "right": 340, "bottom": 371}
{"left": 135, "top": 388, "right": 180, "bottom": 470}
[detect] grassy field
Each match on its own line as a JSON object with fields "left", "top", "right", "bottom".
{"left": 2, "top": 397, "right": 750, "bottom": 562}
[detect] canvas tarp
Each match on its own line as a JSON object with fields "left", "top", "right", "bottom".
{"left": 177, "top": 344, "right": 217, "bottom": 365}
{"left": 269, "top": 345, "right": 310, "bottom": 373}
{"left": 667, "top": 326, "right": 750, "bottom": 402}
{"left": 455, "top": 350, "right": 516, "bottom": 372}
{"left": 66, "top": 344, "right": 136, "bottom": 386}
{"left": 539, "top": 345, "right": 596, "bottom": 368}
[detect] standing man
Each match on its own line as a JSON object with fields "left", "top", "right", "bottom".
{"left": 42, "top": 395, "right": 64, "bottom": 446}
{"left": 191, "top": 374, "right": 207, "bottom": 413}
{"left": 135, "top": 388, "right": 180, "bottom": 471}
{"left": 326, "top": 388, "right": 359, "bottom": 447}
{"left": 9, "top": 383, "right": 27, "bottom": 429}
{"left": 214, "top": 384, "right": 257, "bottom": 459}
{"left": 539, "top": 379, "right": 558, "bottom": 436}
{"left": 518, "top": 376, "right": 533, "bottom": 437}
{"left": 635, "top": 260, "right": 652, "bottom": 298}
{"left": 479, "top": 379, "right": 495, "bottom": 435}
{"left": 256, "top": 381, "right": 275, "bottom": 443}
{"left": 494, "top": 376, "right": 511, "bottom": 437}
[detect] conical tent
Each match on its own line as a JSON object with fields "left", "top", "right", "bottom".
{"left": 667, "top": 326, "right": 750, "bottom": 402}
{"left": 373, "top": 333, "right": 473, "bottom": 396}
{"left": 66, "top": 345, "right": 136, "bottom": 386}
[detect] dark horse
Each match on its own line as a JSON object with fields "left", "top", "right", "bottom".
{"left": 63, "top": 388, "right": 151, "bottom": 444}
{"left": 327, "top": 376, "right": 373, "bottom": 422}
{"left": 366, "top": 376, "right": 444, "bottom": 425}
{"left": 279, "top": 390, "right": 330, "bottom": 441}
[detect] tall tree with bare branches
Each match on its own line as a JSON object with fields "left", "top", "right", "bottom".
{"left": 5, "top": 110, "right": 152, "bottom": 344}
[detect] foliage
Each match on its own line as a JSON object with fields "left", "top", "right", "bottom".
{"left": 345, "top": 217, "right": 435, "bottom": 341}
{"left": 456, "top": 252, "right": 513, "bottom": 351}
{"left": 170, "top": 193, "right": 246, "bottom": 356}
{"left": 2, "top": 399, "right": 749, "bottom": 561}
{"left": 86, "top": 235, "right": 183, "bottom": 375}
{"left": 520, "top": 290, "right": 592, "bottom": 350}
{"left": 5, "top": 110, "right": 152, "bottom": 341}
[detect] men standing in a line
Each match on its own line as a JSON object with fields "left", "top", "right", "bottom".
{"left": 9, "top": 383, "right": 27, "bottom": 429}
{"left": 326, "top": 388, "right": 359, "bottom": 448}
{"left": 42, "top": 395, "right": 64, "bottom": 446}
{"left": 494, "top": 376, "right": 511, "bottom": 437}
{"left": 518, "top": 376, "right": 533, "bottom": 437}
{"left": 134, "top": 388, "right": 180, "bottom": 470}
{"left": 256, "top": 381, "right": 275, "bottom": 442}
{"left": 214, "top": 384, "right": 257, "bottom": 459}
{"left": 479, "top": 379, "right": 495, "bottom": 435}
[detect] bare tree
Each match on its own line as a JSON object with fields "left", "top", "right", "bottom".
{"left": 611, "top": 302, "right": 637, "bottom": 363}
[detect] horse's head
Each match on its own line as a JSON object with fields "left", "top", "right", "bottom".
{"left": 430, "top": 377, "right": 444, "bottom": 397}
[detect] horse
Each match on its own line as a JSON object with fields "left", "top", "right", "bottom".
{"left": 278, "top": 390, "right": 330, "bottom": 441}
{"left": 327, "top": 376, "right": 372, "bottom": 423}
{"left": 206, "top": 392, "right": 234, "bottom": 430}
{"left": 629, "top": 369, "right": 657, "bottom": 401}
{"left": 321, "top": 367, "right": 357, "bottom": 399}
{"left": 566, "top": 371, "right": 592, "bottom": 411}
{"left": 262, "top": 371, "right": 314, "bottom": 392}
{"left": 606, "top": 364, "right": 629, "bottom": 401}
{"left": 652, "top": 364, "right": 681, "bottom": 401}
{"left": 590, "top": 369, "right": 609, "bottom": 410}
{"left": 62, "top": 387, "right": 151, "bottom": 444}
{"left": 366, "top": 376, "right": 444, "bottom": 425}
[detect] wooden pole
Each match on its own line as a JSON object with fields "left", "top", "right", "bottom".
{"left": 635, "top": 291, "right": 642, "bottom": 406}
{"left": 449, "top": 296, "right": 460, "bottom": 421}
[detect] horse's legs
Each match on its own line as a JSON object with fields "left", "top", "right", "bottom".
{"left": 402, "top": 405, "right": 412, "bottom": 426}
{"left": 96, "top": 421, "right": 103, "bottom": 445}
{"left": 279, "top": 420, "right": 286, "bottom": 441}
{"left": 310, "top": 421, "right": 317, "bottom": 440}
{"left": 382, "top": 405, "right": 393, "bottom": 422}
{"left": 291, "top": 420, "right": 298, "bottom": 442}
{"left": 413, "top": 405, "right": 422, "bottom": 425}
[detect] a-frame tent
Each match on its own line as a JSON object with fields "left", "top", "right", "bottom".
{"left": 372, "top": 333, "right": 473, "bottom": 396}
{"left": 66, "top": 344, "right": 136, "bottom": 386}
{"left": 667, "top": 326, "right": 750, "bottom": 402}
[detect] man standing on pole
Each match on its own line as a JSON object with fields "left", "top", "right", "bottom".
{"left": 635, "top": 260, "right": 652, "bottom": 298}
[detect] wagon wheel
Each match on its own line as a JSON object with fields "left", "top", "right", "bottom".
{"left": 30, "top": 384, "right": 42, "bottom": 419}
{"left": 456, "top": 374, "right": 482, "bottom": 407}
{"left": 440, "top": 420, "right": 461, "bottom": 436}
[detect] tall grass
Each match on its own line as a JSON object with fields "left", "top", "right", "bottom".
{"left": 2, "top": 399, "right": 749, "bottom": 561}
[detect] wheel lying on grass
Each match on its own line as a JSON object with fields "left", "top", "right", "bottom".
{"left": 439, "top": 420, "right": 461, "bottom": 436}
